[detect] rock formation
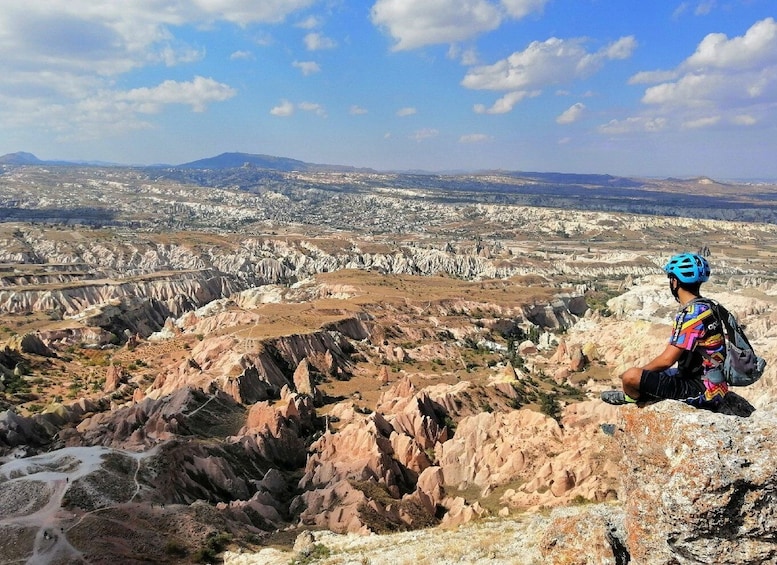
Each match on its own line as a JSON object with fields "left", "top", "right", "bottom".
{"left": 618, "top": 400, "right": 777, "bottom": 564}
{"left": 0, "top": 199, "right": 776, "bottom": 565}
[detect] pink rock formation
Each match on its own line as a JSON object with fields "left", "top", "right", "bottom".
{"left": 439, "top": 497, "right": 486, "bottom": 528}
{"left": 436, "top": 402, "right": 620, "bottom": 510}
{"left": 292, "top": 359, "right": 323, "bottom": 405}
{"left": 104, "top": 364, "right": 127, "bottom": 393}
{"left": 388, "top": 392, "right": 449, "bottom": 450}
{"left": 569, "top": 344, "right": 586, "bottom": 371}
{"left": 549, "top": 338, "right": 568, "bottom": 364}
{"left": 407, "top": 465, "right": 445, "bottom": 515}
{"left": 299, "top": 413, "right": 403, "bottom": 493}
{"left": 377, "top": 365, "right": 391, "bottom": 385}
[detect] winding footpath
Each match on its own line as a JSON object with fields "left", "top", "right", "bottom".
{"left": 0, "top": 445, "right": 159, "bottom": 564}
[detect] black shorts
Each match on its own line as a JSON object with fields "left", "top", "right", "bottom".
{"left": 639, "top": 368, "right": 706, "bottom": 402}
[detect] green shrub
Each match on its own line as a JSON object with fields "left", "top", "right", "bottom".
{"left": 539, "top": 392, "right": 560, "bottom": 420}
{"left": 194, "top": 531, "right": 232, "bottom": 563}
{"left": 164, "top": 539, "right": 188, "bottom": 557}
{"left": 290, "top": 543, "right": 331, "bottom": 565}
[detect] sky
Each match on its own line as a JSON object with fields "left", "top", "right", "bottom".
{"left": 1, "top": 1, "right": 776, "bottom": 179}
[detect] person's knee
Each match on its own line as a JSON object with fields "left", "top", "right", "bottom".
{"left": 621, "top": 368, "right": 642, "bottom": 389}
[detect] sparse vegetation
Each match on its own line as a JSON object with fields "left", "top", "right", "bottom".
{"left": 289, "top": 543, "right": 331, "bottom": 565}
{"left": 164, "top": 539, "right": 188, "bottom": 557}
{"left": 194, "top": 531, "right": 233, "bottom": 564}
{"left": 538, "top": 392, "right": 561, "bottom": 421}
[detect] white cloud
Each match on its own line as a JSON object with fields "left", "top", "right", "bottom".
{"left": 642, "top": 74, "right": 728, "bottom": 106}
{"left": 473, "top": 90, "right": 540, "bottom": 114}
{"left": 270, "top": 99, "right": 295, "bottom": 117}
{"left": 682, "top": 115, "right": 720, "bottom": 129}
{"left": 684, "top": 17, "right": 777, "bottom": 71}
{"left": 732, "top": 114, "right": 757, "bottom": 126}
{"left": 230, "top": 50, "right": 254, "bottom": 60}
{"left": 0, "top": 1, "right": 316, "bottom": 75}
{"left": 2, "top": 75, "right": 235, "bottom": 140}
{"left": 370, "top": 0, "right": 548, "bottom": 52}
{"left": 462, "top": 36, "right": 636, "bottom": 91}
{"left": 396, "top": 106, "right": 417, "bottom": 117}
{"left": 304, "top": 32, "right": 337, "bottom": 51}
{"left": 460, "top": 48, "right": 479, "bottom": 66}
{"left": 500, "top": 0, "right": 549, "bottom": 19}
{"left": 371, "top": 0, "right": 503, "bottom": 51}
{"left": 350, "top": 105, "right": 368, "bottom": 115}
{"left": 673, "top": 1, "right": 720, "bottom": 20}
{"left": 293, "top": 60, "right": 321, "bottom": 75}
{"left": 694, "top": 1, "right": 715, "bottom": 16}
{"left": 157, "top": 44, "right": 205, "bottom": 67}
{"left": 0, "top": 1, "right": 314, "bottom": 143}
{"left": 601, "top": 36, "right": 638, "bottom": 61}
{"left": 556, "top": 102, "right": 585, "bottom": 124}
{"left": 187, "top": 0, "right": 318, "bottom": 24}
{"left": 598, "top": 116, "right": 668, "bottom": 134}
{"left": 629, "top": 69, "right": 679, "bottom": 85}
{"left": 120, "top": 76, "right": 236, "bottom": 113}
{"left": 296, "top": 15, "right": 322, "bottom": 29}
{"left": 640, "top": 18, "right": 777, "bottom": 109}
{"left": 299, "top": 101, "right": 327, "bottom": 117}
{"left": 447, "top": 45, "right": 480, "bottom": 65}
{"left": 459, "top": 133, "right": 492, "bottom": 143}
{"left": 411, "top": 128, "right": 439, "bottom": 141}
{"left": 672, "top": 2, "right": 690, "bottom": 20}
{"left": 270, "top": 100, "right": 326, "bottom": 117}
{"left": 602, "top": 18, "right": 777, "bottom": 137}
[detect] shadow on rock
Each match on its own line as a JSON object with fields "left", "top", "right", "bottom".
{"left": 717, "top": 391, "right": 756, "bottom": 418}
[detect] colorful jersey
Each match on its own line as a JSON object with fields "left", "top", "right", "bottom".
{"left": 669, "top": 299, "right": 728, "bottom": 407}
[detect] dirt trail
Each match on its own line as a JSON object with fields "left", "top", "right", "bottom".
{"left": 0, "top": 445, "right": 160, "bottom": 564}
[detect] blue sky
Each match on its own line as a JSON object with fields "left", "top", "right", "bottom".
{"left": 1, "top": 1, "right": 776, "bottom": 179}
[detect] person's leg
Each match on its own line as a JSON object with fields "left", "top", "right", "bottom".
{"left": 601, "top": 367, "right": 642, "bottom": 404}
{"left": 621, "top": 367, "right": 643, "bottom": 400}
{"left": 602, "top": 368, "right": 679, "bottom": 405}
{"left": 638, "top": 368, "right": 705, "bottom": 402}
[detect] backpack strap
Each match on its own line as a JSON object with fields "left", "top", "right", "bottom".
{"left": 696, "top": 297, "right": 754, "bottom": 350}
{"left": 686, "top": 297, "right": 728, "bottom": 382}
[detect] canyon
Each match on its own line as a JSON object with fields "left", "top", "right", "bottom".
{"left": 1, "top": 161, "right": 777, "bottom": 564}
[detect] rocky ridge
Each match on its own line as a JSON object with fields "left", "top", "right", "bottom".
{"left": 1, "top": 268, "right": 775, "bottom": 562}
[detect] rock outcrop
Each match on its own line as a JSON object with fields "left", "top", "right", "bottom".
{"left": 6, "top": 333, "right": 54, "bottom": 357}
{"left": 617, "top": 400, "right": 777, "bottom": 564}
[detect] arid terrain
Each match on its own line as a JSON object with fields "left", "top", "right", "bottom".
{"left": 1, "top": 160, "right": 777, "bottom": 564}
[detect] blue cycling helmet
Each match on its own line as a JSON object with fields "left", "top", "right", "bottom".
{"left": 664, "top": 253, "right": 710, "bottom": 284}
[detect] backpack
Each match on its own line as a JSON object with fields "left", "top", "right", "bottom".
{"left": 699, "top": 298, "right": 767, "bottom": 387}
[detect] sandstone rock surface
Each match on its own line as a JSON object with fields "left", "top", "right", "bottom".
{"left": 618, "top": 401, "right": 777, "bottom": 564}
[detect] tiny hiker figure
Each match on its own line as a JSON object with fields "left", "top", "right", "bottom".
{"left": 601, "top": 252, "right": 728, "bottom": 409}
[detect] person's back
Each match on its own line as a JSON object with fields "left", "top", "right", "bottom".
{"left": 601, "top": 252, "right": 727, "bottom": 409}
{"left": 669, "top": 294, "right": 727, "bottom": 407}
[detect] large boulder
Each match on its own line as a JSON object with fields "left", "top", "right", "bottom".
{"left": 7, "top": 333, "right": 55, "bottom": 357}
{"left": 618, "top": 400, "right": 777, "bottom": 564}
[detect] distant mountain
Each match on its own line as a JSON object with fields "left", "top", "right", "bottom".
{"left": 0, "top": 152, "right": 43, "bottom": 165}
{"left": 0, "top": 152, "right": 126, "bottom": 167}
{"left": 665, "top": 176, "right": 729, "bottom": 186}
{"left": 175, "top": 152, "right": 373, "bottom": 173}
{"left": 493, "top": 170, "right": 644, "bottom": 188}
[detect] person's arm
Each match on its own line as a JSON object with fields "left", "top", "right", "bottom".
{"left": 641, "top": 343, "right": 684, "bottom": 372}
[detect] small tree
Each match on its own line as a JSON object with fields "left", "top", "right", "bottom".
{"left": 538, "top": 392, "right": 560, "bottom": 421}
